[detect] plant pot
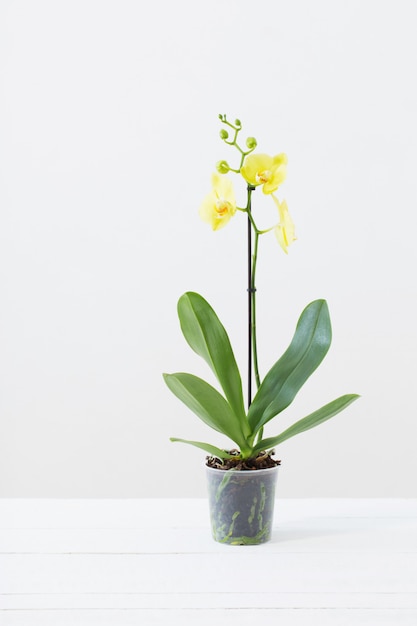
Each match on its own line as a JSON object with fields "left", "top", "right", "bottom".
{"left": 206, "top": 465, "right": 279, "bottom": 545}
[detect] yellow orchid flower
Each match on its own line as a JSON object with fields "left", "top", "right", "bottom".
{"left": 272, "top": 195, "right": 296, "bottom": 254}
{"left": 241, "top": 153, "right": 287, "bottom": 194}
{"left": 199, "top": 173, "right": 237, "bottom": 231}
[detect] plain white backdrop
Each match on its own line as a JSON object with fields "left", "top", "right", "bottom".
{"left": 0, "top": 0, "right": 416, "bottom": 498}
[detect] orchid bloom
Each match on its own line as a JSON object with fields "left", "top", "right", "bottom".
{"left": 199, "top": 173, "right": 237, "bottom": 231}
{"left": 240, "top": 153, "right": 287, "bottom": 194}
{"left": 272, "top": 195, "right": 296, "bottom": 254}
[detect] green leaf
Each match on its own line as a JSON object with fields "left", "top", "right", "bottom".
{"left": 177, "top": 292, "right": 248, "bottom": 434}
{"left": 170, "top": 438, "right": 234, "bottom": 459}
{"left": 163, "top": 372, "right": 247, "bottom": 449}
{"left": 248, "top": 299, "right": 332, "bottom": 435}
{"left": 251, "top": 394, "right": 360, "bottom": 456}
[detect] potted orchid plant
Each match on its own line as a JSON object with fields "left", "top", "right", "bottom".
{"left": 163, "top": 114, "right": 359, "bottom": 545}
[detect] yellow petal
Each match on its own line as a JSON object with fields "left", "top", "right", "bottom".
{"left": 241, "top": 153, "right": 287, "bottom": 194}
{"left": 275, "top": 224, "right": 289, "bottom": 253}
{"left": 211, "top": 172, "right": 235, "bottom": 203}
{"left": 272, "top": 195, "right": 296, "bottom": 253}
{"left": 272, "top": 153, "right": 288, "bottom": 167}
{"left": 262, "top": 163, "right": 287, "bottom": 194}
{"left": 240, "top": 153, "right": 274, "bottom": 186}
{"left": 198, "top": 174, "right": 236, "bottom": 231}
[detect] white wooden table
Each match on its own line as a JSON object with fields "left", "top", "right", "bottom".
{"left": 1, "top": 498, "right": 416, "bottom": 625}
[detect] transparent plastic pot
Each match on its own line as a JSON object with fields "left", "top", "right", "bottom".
{"left": 206, "top": 465, "right": 279, "bottom": 545}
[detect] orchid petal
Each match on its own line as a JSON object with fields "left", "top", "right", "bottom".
{"left": 272, "top": 195, "right": 296, "bottom": 253}
{"left": 198, "top": 173, "right": 237, "bottom": 231}
{"left": 241, "top": 153, "right": 288, "bottom": 194}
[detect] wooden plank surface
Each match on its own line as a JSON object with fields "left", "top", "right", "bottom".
{"left": 1, "top": 608, "right": 417, "bottom": 626}
{"left": 1, "top": 499, "right": 416, "bottom": 625}
{"left": 1, "top": 516, "right": 417, "bottom": 553}
{"left": 2, "top": 498, "right": 416, "bottom": 528}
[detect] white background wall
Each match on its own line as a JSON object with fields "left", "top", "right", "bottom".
{"left": 1, "top": 0, "right": 416, "bottom": 498}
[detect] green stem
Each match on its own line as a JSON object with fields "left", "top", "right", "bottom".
{"left": 247, "top": 190, "right": 254, "bottom": 410}
{"left": 246, "top": 187, "right": 264, "bottom": 445}
{"left": 219, "top": 115, "right": 256, "bottom": 170}
{"left": 218, "top": 115, "right": 264, "bottom": 449}
{"left": 246, "top": 185, "right": 261, "bottom": 412}
{"left": 251, "top": 230, "right": 261, "bottom": 391}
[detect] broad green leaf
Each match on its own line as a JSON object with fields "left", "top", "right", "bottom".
{"left": 248, "top": 299, "right": 332, "bottom": 435}
{"left": 177, "top": 292, "right": 248, "bottom": 434}
{"left": 163, "top": 372, "right": 247, "bottom": 449}
{"left": 170, "top": 438, "right": 234, "bottom": 459}
{"left": 251, "top": 394, "right": 360, "bottom": 456}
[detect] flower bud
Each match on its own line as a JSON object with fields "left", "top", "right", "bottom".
{"left": 219, "top": 129, "right": 229, "bottom": 140}
{"left": 246, "top": 136, "right": 257, "bottom": 149}
{"left": 235, "top": 118, "right": 242, "bottom": 127}
{"left": 216, "top": 160, "right": 230, "bottom": 174}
